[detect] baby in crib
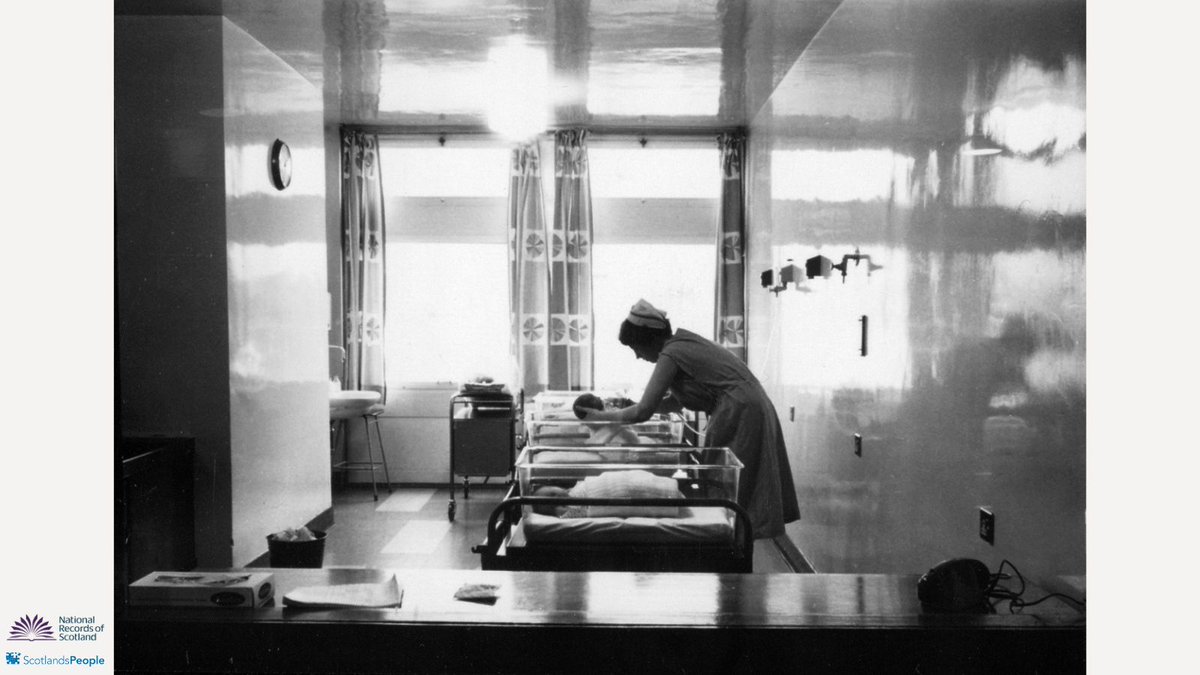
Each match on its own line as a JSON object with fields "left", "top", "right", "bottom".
{"left": 573, "top": 393, "right": 641, "bottom": 445}
{"left": 529, "top": 486, "right": 580, "bottom": 517}
{"left": 530, "top": 469, "right": 685, "bottom": 518}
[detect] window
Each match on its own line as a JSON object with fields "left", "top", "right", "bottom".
{"left": 379, "top": 138, "right": 514, "bottom": 385}
{"left": 589, "top": 140, "right": 720, "bottom": 392}
{"left": 377, "top": 136, "right": 722, "bottom": 392}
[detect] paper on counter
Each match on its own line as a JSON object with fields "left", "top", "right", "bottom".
{"left": 283, "top": 574, "right": 403, "bottom": 609}
{"left": 454, "top": 582, "right": 501, "bottom": 605}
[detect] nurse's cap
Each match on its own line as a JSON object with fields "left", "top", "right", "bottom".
{"left": 627, "top": 299, "right": 669, "bottom": 330}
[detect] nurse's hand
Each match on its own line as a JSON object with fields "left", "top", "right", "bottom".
{"left": 576, "top": 407, "right": 605, "bottom": 422}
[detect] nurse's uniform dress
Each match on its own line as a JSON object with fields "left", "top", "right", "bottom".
{"left": 659, "top": 328, "right": 801, "bottom": 538}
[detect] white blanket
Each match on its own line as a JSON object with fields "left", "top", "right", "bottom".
{"left": 519, "top": 507, "right": 734, "bottom": 544}
{"left": 566, "top": 469, "right": 684, "bottom": 517}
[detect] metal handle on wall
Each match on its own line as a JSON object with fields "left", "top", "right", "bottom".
{"left": 859, "top": 315, "right": 869, "bottom": 356}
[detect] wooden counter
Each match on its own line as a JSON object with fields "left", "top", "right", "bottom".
{"left": 117, "top": 568, "right": 1084, "bottom": 673}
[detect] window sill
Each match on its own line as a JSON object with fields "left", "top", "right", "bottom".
{"left": 393, "top": 381, "right": 461, "bottom": 391}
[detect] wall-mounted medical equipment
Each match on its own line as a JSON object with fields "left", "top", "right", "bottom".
{"left": 859, "top": 315, "right": 869, "bottom": 356}
{"left": 760, "top": 259, "right": 805, "bottom": 294}
{"left": 819, "top": 248, "right": 884, "bottom": 283}
{"left": 763, "top": 248, "right": 884, "bottom": 294}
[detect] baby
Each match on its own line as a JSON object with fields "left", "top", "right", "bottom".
{"left": 530, "top": 485, "right": 580, "bottom": 517}
{"left": 572, "top": 393, "right": 641, "bottom": 445}
{"left": 529, "top": 470, "right": 684, "bottom": 519}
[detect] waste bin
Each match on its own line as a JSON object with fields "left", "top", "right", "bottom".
{"left": 266, "top": 530, "right": 327, "bottom": 568}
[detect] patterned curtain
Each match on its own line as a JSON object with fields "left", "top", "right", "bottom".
{"left": 340, "top": 130, "right": 387, "bottom": 402}
{"left": 716, "top": 132, "right": 747, "bottom": 362}
{"left": 508, "top": 142, "right": 551, "bottom": 395}
{"left": 549, "top": 129, "right": 594, "bottom": 390}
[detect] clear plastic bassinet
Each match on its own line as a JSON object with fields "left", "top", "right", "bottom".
{"left": 515, "top": 445, "right": 742, "bottom": 503}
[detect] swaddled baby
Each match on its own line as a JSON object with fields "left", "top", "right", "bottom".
{"left": 530, "top": 469, "right": 685, "bottom": 518}
{"left": 572, "top": 393, "right": 641, "bottom": 445}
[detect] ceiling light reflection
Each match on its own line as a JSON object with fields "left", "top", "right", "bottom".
{"left": 486, "top": 34, "right": 549, "bottom": 141}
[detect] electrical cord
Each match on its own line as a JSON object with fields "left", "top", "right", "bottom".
{"left": 680, "top": 418, "right": 701, "bottom": 437}
{"left": 986, "top": 559, "right": 1085, "bottom": 614}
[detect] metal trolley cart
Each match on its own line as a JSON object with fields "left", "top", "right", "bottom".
{"left": 448, "top": 389, "right": 517, "bottom": 521}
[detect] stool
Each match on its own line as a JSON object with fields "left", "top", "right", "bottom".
{"left": 332, "top": 404, "right": 394, "bottom": 501}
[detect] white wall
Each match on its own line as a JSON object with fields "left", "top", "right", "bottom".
{"left": 222, "top": 20, "right": 330, "bottom": 566}
{"left": 116, "top": 16, "right": 331, "bottom": 567}
{"left": 341, "top": 387, "right": 457, "bottom": 485}
{"left": 746, "top": 0, "right": 1086, "bottom": 592}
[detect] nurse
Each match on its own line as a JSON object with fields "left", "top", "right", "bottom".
{"left": 579, "top": 299, "right": 801, "bottom": 538}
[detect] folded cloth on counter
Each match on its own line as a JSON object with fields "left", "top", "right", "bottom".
{"left": 282, "top": 574, "right": 403, "bottom": 609}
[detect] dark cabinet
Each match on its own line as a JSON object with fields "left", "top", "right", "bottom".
{"left": 118, "top": 436, "right": 196, "bottom": 604}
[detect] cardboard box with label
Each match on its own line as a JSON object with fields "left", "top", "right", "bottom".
{"left": 128, "top": 572, "right": 275, "bottom": 608}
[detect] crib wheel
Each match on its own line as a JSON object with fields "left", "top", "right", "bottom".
{"left": 448, "top": 500, "right": 456, "bottom": 522}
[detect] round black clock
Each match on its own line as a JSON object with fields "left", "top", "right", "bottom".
{"left": 269, "top": 138, "right": 292, "bottom": 190}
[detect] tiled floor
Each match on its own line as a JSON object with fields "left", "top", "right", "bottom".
{"left": 324, "top": 484, "right": 800, "bottom": 573}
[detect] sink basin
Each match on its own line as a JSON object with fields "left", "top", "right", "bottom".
{"left": 330, "top": 390, "right": 381, "bottom": 420}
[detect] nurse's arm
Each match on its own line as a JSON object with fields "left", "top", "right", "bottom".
{"left": 607, "top": 356, "right": 678, "bottom": 424}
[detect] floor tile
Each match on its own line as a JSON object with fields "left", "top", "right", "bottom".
{"left": 376, "top": 489, "right": 436, "bottom": 513}
{"left": 381, "top": 520, "right": 454, "bottom": 554}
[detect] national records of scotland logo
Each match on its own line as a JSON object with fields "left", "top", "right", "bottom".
{"left": 7, "top": 615, "right": 54, "bottom": 641}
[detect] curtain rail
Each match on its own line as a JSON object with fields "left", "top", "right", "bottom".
{"left": 341, "top": 124, "right": 747, "bottom": 139}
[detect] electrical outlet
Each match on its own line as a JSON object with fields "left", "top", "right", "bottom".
{"left": 979, "top": 507, "right": 995, "bottom": 545}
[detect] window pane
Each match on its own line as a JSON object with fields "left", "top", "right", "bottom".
{"left": 385, "top": 243, "right": 509, "bottom": 384}
{"left": 376, "top": 139, "right": 722, "bottom": 390}
{"left": 590, "top": 147, "right": 723, "bottom": 198}
{"left": 384, "top": 144, "right": 510, "bottom": 197}
{"left": 592, "top": 245, "right": 716, "bottom": 392}
{"left": 589, "top": 143, "right": 719, "bottom": 392}
{"left": 379, "top": 141, "right": 511, "bottom": 385}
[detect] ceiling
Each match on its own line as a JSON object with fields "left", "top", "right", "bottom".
{"left": 116, "top": 0, "right": 1085, "bottom": 144}
{"left": 115, "top": 0, "right": 841, "bottom": 130}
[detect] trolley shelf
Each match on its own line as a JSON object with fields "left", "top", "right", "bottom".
{"left": 448, "top": 389, "right": 517, "bottom": 521}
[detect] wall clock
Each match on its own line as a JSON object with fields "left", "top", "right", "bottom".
{"left": 269, "top": 138, "right": 292, "bottom": 190}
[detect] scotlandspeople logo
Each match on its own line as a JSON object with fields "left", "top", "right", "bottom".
{"left": 7, "top": 615, "right": 55, "bottom": 641}
{"left": 3, "top": 616, "right": 106, "bottom": 669}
